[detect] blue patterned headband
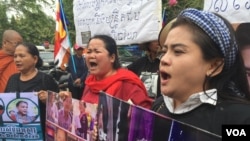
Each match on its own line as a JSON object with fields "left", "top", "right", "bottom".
{"left": 179, "top": 8, "right": 238, "bottom": 70}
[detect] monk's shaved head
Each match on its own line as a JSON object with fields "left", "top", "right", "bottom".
{"left": 2, "top": 30, "right": 22, "bottom": 42}
{"left": 1, "top": 30, "right": 23, "bottom": 55}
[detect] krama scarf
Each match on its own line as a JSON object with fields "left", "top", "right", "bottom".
{"left": 82, "top": 68, "right": 147, "bottom": 103}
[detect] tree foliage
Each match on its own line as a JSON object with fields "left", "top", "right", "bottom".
{"left": 0, "top": 3, "right": 10, "bottom": 41}
{"left": 0, "top": 0, "right": 55, "bottom": 45}
{"left": 0, "top": 0, "right": 204, "bottom": 46}
{"left": 162, "top": 0, "right": 204, "bottom": 23}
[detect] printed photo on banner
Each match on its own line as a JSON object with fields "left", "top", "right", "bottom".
{"left": 140, "top": 72, "right": 158, "bottom": 98}
{"left": 81, "top": 31, "right": 91, "bottom": 45}
{"left": 0, "top": 92, "right": 43, "bottom": 141}
{"left": 0, "top": 99, "right": 4, "bottom": 115}
{"left": 97, "top": 92, "right": 221, "bottom": 141}
{"left": 46, "top": 91, "right": 97, "bottom": 141}
{"left": 7, "top": 98, "right": 39, "bottom": 124}
{"left": 46, "top": 123, "right": 81, "bottom": 141}
{"left": 47, "top": 90, "right": 221, "bottom": 141}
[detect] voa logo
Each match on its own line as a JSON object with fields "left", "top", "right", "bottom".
{"left": 226, "top": 129, "right": 246, "bottom": 136}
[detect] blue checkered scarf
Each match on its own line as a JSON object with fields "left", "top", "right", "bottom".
{"left": 179, "top": 8, "right": 238, "bottom": 70}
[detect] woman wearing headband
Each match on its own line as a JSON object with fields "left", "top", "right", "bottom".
{"left": 152, "top": 8, "right": 250, "bottom": 139}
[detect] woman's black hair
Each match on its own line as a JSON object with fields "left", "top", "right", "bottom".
{"left": 171, "top": 15, "right": 250, "bottom": 102}
{"left": 235, "top": 23, "right": 250, "bottom": 51}
{"left": 17, "top": 42, "right": 43, "bottom": 68}
{"left": 88, "top": 35, "right": 121, "bottom": 69}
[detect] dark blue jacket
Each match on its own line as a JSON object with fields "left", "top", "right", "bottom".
{"left": 68, "top": 55, "right": 88, "bottom": 86}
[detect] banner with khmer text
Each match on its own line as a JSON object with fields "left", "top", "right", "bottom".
{"left": 203, "top": 0, "right": 250, "bottom": 29}
{"left": 73, "top": 0, "right": 162, "bottom": 46}
{"left": 0, "top": 92, "right": 43, "bottom": 141}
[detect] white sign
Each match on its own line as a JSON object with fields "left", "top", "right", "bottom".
{"left": 73, "top": 0, "right": 162, "bottom": 46}
{"left": 204, "top": 0, "right": 250, "bottom": 23}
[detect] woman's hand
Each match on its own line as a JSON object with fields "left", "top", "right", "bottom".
{"left": 58, "top": 91, "right": 72, "bottom": 100}
{"left": 37, "top": 90, "right": 48, "bottom": 103}
{"left": 74, "top": 78, "right": 81, "bottom": 86}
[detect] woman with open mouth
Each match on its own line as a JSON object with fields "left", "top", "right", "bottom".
{"left": 151, "top": 8, "right": 250, "bottom": 140}
{"left": 81, "top": 34, "right": 152, "bottom": 109}
{"left": 60, "top": 34, "right": 153, "bottom": 141}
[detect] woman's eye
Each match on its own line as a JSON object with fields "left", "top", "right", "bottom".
{"left": 174, "top": 50, "right": 183, "bottom": 54}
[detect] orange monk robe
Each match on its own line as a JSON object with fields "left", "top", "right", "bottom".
{"left": 0, "top": 50, "right": 18, "bottom": 92}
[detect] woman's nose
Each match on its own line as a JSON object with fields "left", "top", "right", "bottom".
{"left": 14, "top": 56, "right": 21, "bottom": 62}
{"left": 89, "top": 53, "right": 96, "bottom": 59}
{"left": 160, "top": 53, "right": 171, "bottom": 66}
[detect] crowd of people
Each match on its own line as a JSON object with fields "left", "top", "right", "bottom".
{"left": 0, "top": 7, "right": 250, "bottom": 140}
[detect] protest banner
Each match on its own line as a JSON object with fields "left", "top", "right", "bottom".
{"left": 46, "top": 91, "right": 221, "bottom": 141}
{"left": 97, "top": 92, "right": 221, "bottom": 141}
{"left": 0, "top": 92, "right": 43, "bottom": 140}
{"left": 46, "top": 91, "right": 97, "bottom": 141}
{"left": 73, "top": 0, "right": 162, "bottom": 46}
{"left": 203, "top": 0, "right": 250, "bottom": 29}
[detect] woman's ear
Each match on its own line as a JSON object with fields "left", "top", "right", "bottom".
{"left": 110, "top": 54, "right": 115, "bottom": 63}
{"left": 34, "top": 55, "right": 38, "bottom": 64}
{"left": 206, "top": 58, "right": 224, "bottom": 77}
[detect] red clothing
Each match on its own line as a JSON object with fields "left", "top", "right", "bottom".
{"left": 0, "top": 50, "right": 18, "bottom": 92}
{"left": 82, "top": 68, "right": 152, "bottom": 109}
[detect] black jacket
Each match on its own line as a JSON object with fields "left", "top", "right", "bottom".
{"left": 151, "top": 96, "right": 250, "bottom": 140}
